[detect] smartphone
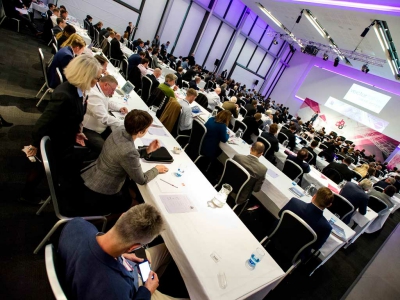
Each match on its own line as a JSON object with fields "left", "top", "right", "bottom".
{"left": 138, "top": 260, "right": 151, "bottom": 282}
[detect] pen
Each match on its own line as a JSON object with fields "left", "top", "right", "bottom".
{"left": 160, "top": 179, "right": 178, "bottom": 188}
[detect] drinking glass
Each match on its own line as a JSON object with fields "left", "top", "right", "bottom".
{"left": 245, "top": 248, "right": 265, "bottom": 270}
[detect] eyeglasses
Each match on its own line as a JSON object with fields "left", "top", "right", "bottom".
{"left": 129, "top": 243, "right": 149, "bottom": 253}
{"left": 95, "top": 75, "right": 102, "bottom": 81}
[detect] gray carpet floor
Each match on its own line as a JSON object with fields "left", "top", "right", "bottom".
{"left": 0, "top": 20, "right": 399, "bottom": 300}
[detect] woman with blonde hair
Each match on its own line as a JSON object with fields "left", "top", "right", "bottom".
{"left": 22, "top": 55, "right": 102, "bottom": 204}
{"left": 48, "top": 33, "right": 86, "bottom": 88}
{"left": 354, "top": 164, "right": 369, "bottom": 178}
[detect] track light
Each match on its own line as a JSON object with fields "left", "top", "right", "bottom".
{"left": 362, "top": 64, "right": 370, "bottom": 73}
{"left": 334, "top": 57, "right": 339, "bottom": 67}
{"left": 323, "top": 52, "right": 329, "bottom": 61}
{"left": 296, "top": 9, "right": 304, "bottom": 23}
{"left": 360, "top": 27, "right": 370, "bottom": 37}
{"left": 273, "top": 38, "right": 278, "bottom": 45}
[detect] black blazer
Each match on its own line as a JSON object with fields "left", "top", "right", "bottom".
{"left": 32, "top": 82, "right": 86, "bottom": 154}
{"left": 189, "top": 80, "right": 199, "bottom": 90}
{"left": 182, "top": 68, "right": 196, "bottom": 82}
{"left": 244, "top": 104, "right": 256, "bottom": 117}
{"left": 261, "top": 131, "right": 279, "bottom": 159}
{"left": 280, "top": 128, "right": 296, "bottom": 150}
{"left": 306, "top": 146, "right": 317, "bottom": 166}
{"left": 340, "top": 182, "right": 369, "bottom": 224}
{"left": 146, "top": 74, "right": 160, "bottom": 92}
{"left": 324, "top": 162, "right": 354, "bottom": 181}
{"left": 242, "top": 116, "right": 259, "bottom": 143}
{"left": 175, "top": 72, "right": 183, "bottom": 88}
{"left": 110, "top": 38, "right": 124, "bottom": 60}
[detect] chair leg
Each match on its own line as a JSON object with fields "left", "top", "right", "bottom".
{"left": 34, "top": 219, "right": 70, "bottom": 254}
{"left": 237, "top": 201, "right": 248, "bottom": 217}
{"left": 101, "top": 217, "right": 108, "bottom": 232}
{"left": 0, "top": 15, "right": 6, "bottom": 26}
{"left": 36, "top": 88, "right": 51, "bottom": 107}
{"left": 36, "top": 196, "right": 51, "bottom": 216}
{"left": 36, "top": 83, "right": 46, "bottom": 98}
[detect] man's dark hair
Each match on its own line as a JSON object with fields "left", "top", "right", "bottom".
{"left": 384, "top": 185, "right": 396, "bottom": 197}
{"left": 314, "top": 187, "right": 334, "bottom": 208}
{"left": 289, "top": 124, "right": 297, "bottom": 131}
{"left": 48, "top": 3, "right": 55, "bottom": 9}
{"left": 252, "top": 100, "right": 257, "bottom": 106}
{"left": 311, "top": 140, "right": 319, "bottom": 147}
{"left": 56, "top": 17, "right": 64, "bottom": 25}
{"left": 269, "top": 123, "right": 278, "bottom": 134}
{"left": 95, "top": 55, "right": 108, "bottom": 65}
{"left": 139, "top": 51, "right": 146, "bottom": 57}
{"left": 297, "top": 148, "right": 308, "bottom": 161}
{"left": 124, "top": 110, "right": 153, "bottom": 135}
{"left": 141, "top": 58, "right": 149, "bottom": 64}
{"left": 344, "top": 157, "right": 352, "bottom": 165}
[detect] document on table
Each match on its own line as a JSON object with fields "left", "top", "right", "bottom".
{"left": 267, "top": 169, "right": 279, "bottom": 178}
{"left": 110, "top": 111, "right": 126, "bottom": 120}
{"left": 160, "top": 194, "right": 197, "bottom": 213}
{"left": 140, "top": 138, "right": 166, "bottom": 148}
{"left": 156, "top": 175, "right": 186, "bottom": 193}
{"left": 151, "top": 118, "right": 163, "bottom": 127}
{"left": 148, "top": 127, "right": 169, "bottom": 137}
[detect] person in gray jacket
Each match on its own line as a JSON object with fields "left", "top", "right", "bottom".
{"left": 81, "top": 110, "right": 169, "bottom": 214}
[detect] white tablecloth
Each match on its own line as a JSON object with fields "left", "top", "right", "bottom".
{"left": 67, "top": 16, "right": 92, "bottom": 46}
{"left": 104, "top": 60, "right": 285, "bottom": 299}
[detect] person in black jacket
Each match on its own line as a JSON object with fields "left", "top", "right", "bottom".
{"left": 318, "top": 145, "right": 336, "bottom": 163}
{"left": 244, "top": 100, "right": 257, "bottom": 117}
{"left": 280, "top": 124, "right": 297, "bottom": 150}
{"left": 261, "top": 123, "right": 279, "bottom": 164}
{"left": 182, "top": 66, "right": 198, "bottom": 82}
{"left": 242, "top": 113, "right": 262, "bottom": 144}
{"left": 323, "top": 157, "right": 354, "bottom": 182}
{"left": 3, "top": 0, "right": 41, "bottom": 35}
{"left": 21, "top": 55, "right": 102, "bottom": 204}
{"left": 305, "top": 140, "right": 318, "bottom": 166}
{"left": 110, "top": 32, "right": 125, "bottom": 61}
{"left": 175, "top": 67, "right": 184, "bottom": 88}
{"left": 273, "top": 111, "right": 280, "bottom": 124}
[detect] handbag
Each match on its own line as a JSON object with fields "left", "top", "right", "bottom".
{"left": 144, "top": 147, "right": 174, "bottom": 163}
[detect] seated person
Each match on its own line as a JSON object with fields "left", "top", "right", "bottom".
{"left": 368, "top": 185, "right": 396, "bottom": 214}
{"left": 110, "top": 32, "right": 125, "bottom": 61}
{"left": 138, "top": 58, "right": 149, "bottom": 78}
{"left": 280, "top": 124, "right": 296, "bottom": 150}
{"left": 242, "top": 113, "right": 262, "bottom": 144}
{"left": 55, "top": 25, "right": 76, "bottom": 49}
{"left": 52, "top": 17, "right": 66, "bottom": 35}
{"left": 222, "top": 96, "right": 239, "bottom": 119}
{"left": 94, "top": 55, "right": 109, "bottom": 76}
{"left": 175, "top": 67, "right": 184, "bottom": 88}
{"left": 146, "top": 68, "right": 162, "bottom": 92}
{"left": 3, "top": 0, "right": 42, "bottom": 35}
{"left": 82, "top": 75, "right": 128, "bottom": 156}
{"left": 305, "top": 140, "right": 318, "bottom": 166}
{"left": 58, "top": 204, "right": 176, "bottom": 300}
{"left": 47, "top": 34, "right": 86, "bottom": 88}
{"left": 323, "top": 157, "right": 354, "bottom": 182}
{"left": 339, "top": 179, "right": 372, "bottom": 224}
{"left": 278, "top": 187, "right": 334, "bottom": 257}
{"left": 189, "top": 76, "right": 201, "bottom": 91}
{"left": 178, "top": 88, "right": 198, "bottom": 135}
{"left": 261, "top": 123, "right": 279, "bottom": 164}
{"left": 318, "top": 145, "right": 336, "bottom": 163}
{"left": 128, "top": 51, "right": 146, "bottom": 74}
{"left": 262, "top": 110, "right": 273, "bottom": 130}
{"left": 81, "top": 110, "right": 169, "bottom": 215}
{"left": 233, "top": 142, "right": 267, "bottom": 204}
{"left": 151, "top": 48, "right": 162, "bottom": 69}
{"left": 158, "top": 73, "right": 177, "bottom": 99}
{"left": 244, "top": 100, "right": 257, "bottom": 117}
{"left": 60, "top": 9, "right": 69, "bottom": 20}
{"left": 182, "top": 66, "right": 198, "bottom": 82}
{"left": 272, "top": 111, "right": 280, "bottom": 124}
{"left": 206, "top": 88, "right": 221, "bottom": 111}
{"left": 285, "top": 148, "right": 311, "bottom": 182}
{"left": 373, "top": 177, "right": 395, "bottom": 191}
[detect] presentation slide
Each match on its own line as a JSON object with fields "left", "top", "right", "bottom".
{"left": 296, "top": 66, "right": 400, "bottom": 141}
{"left": 343, "top": 84, "right": 391, "bottom": 114}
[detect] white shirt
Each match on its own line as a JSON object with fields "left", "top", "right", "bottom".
{"left": 178, "top": 99, "right": 192, "bottom": 131}
{"left": 205, "top": 91, "right": 221, "bottom": 110}
{"left": 50, "top": 15, "right": 58, "bottom": 27}
{"left": 82, "top": 83, "right": 124, "bottom": 134}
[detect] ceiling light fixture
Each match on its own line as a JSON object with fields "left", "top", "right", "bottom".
{"left": 360, "top": 21, "right": 376, "bottom": 37}
{"left": 333, "top": 57, "right": 339, "bottom": 67}
{"left": 361, "top": 64, "right": 370, "bottom": 73}
{"left": 323, "top": 52, "right": 329, "bottom": 61}
{"left": 296, "top": 9, "right": 304, "bottom": 23}
{"left": 303, "top": 10, "right": 326, "bottom": 38}
{"left": 374, "top": 25, "right": 386, "bottom": 52}
{"left": 291, "top": 0, "right": 400, "bottom": 13}
{"left": 257, "top": 3, "right": 283, "bottom": 28}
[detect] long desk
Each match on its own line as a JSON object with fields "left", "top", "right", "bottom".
{"left": 105, "top": 58, "right": 285, "bottom": 299}
{"left": 66, "top": 15, "right": 92, "bottom": 46}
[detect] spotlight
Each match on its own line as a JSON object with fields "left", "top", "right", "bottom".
{"left": 273, "top": 38, "right": 278, "bottom": 45}
{"left": 361, "top": 21, "right": 376, "bottom": 37}
{"left": 301, "top": 47, "right": 306, "bottom": 53}
{"left": 323, "top": 53, "right": 329, "bottom": 61}
{"left": 334, "top": 57, "right": 339, "bottom": 67}
{"left": 362, "top": 64, "right": 370, "bottom": 73}
{"left": 296, "top": 9, "right": 304, "bottom": 24}
{"left": 289, "top": 44, "right": 295, "bottom": 52}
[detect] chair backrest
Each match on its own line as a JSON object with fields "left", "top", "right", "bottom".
{"left": 263, "top": 210, "right": 317, "bottom": 269}
{"left": 156, "top": 96, "right": 170, "bottom": 119}
{"left": 320, "top": 144, "right": 328, "bottom": 150}
{"left": 185, "top": 119, "right": 207, "bottom": 161}
{"left": 368, "top": 195, "right": 388, "bottom": 214}
{"left": 352, "top": 171, "right": 363, "bottom": 181}
{"left": 238, "top": 99, "right": 246, "bottom": 107}
{"left": 45, "top": 244, "right": 67, "bottom": 300}
{"left": 307, "top": 151, "right": 314, "bottom": 164}
{"left": 38, "top": 48, "right": 50, "bottom": 88}
{"left": 141, "top": 75, "right": 153, "bottom": 102}
{"left": 206, "top": 80, "right": 214, "bottom": 90}
{"left": 257, "top": 136, "right": 271, "bottom": 155}
{"left": 195, "top": 93, "right": 209, "bottom": 110}
{"left": 56, "top": 68, "right": 63, "bottom": 84}
{"left": 52, "top": 43, "right": 58, "bottom": 54}
{"left": 233, "top": 119, "right": 247, "bottom": 134}
{"left": 336, "top": 154, "right": 345, "bottom": 161}
{"left": 214, "top": 159, "right": 251, "bottom": 205}
{"left": 277, "top": 132, "right": 288, "bottom": 144}
{"left": 374, "top": 186, "right": 384, "bottom": 192}
{"left": 83, "top": 19, "right": 89, "bottom": 30}
{"left": 147, "top": 87, "right": 166, "bottom": 107}
{"left": 329, "top": 193, "right": 355, "bottom": 220}
{"left": 239, "top": 106, "right": 247, "bottom": 118}
{"left": 282, "top": 160, "right": 303, "bottom": 181}
{"left": 215, "top": 105, "right": 224, "bottom": 113}
{"left": 322, "top": 168, "right": 343, "bottom": 184}
{"left": 182, "top": 80, "right": 189, "bottom": 89}
{"left": 121, "top": 58, "right": 129, "bottom": 79}
{"left": 94, "top": 28, "right": 100, "bottom": 45}
{"left": 107, "top": 40, "right": 111, "bottom": 58}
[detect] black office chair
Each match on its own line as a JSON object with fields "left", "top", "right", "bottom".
{"left": 156, "top": 96, "right": 170, "bottom": 119}
{"left": 147, "top": 87, "right": 165, "bottom": 107}
{"left": 260, "top": 210, "right": 317, "bottom": 280}
{"left": 322, "top": 168, "right": 343, "bottom": 184}
{"left": 184, "top": 119, "right": 207, "bottom": 164}
{"left": 45, "top": 244, "right": 68, "bottom": 300}
{"left": 282, "top": 160, "right": 303, "bottom": 182}
{"left": 214, "top": 159, "right": 251, "bottom": 216}
{"left": 319, "top": 144, "right": 328, "bottom": 150}
{"left": 314, "top": 137, "right": 321, "bottom": 143}
{"left": 352, "top": 171, "right": 363, "bottom": 182}
{"left": 373, "top": 186, "right": 384, "bottom": 192}
{"left": 239, "top": 106, "right": 247, "bottom": 118}
{"left": 307, "top": 151, "right": 315, "bottom": 165}
{"left": 34, "top": 137, "right": 108, "bottom": 254}
{"left": 368, "top": 196, "right": 388, "bottom": 214}
{"left": 329, "top": 194, "right": 355, "bottom": 221}
{"left": 238, "top": 99, "right": 246, "bottom": 107}
{"left": 336, "top": 154, "right": 345, "bottom": 161}
{"left": 233, "top": 120, "right": 247, "bottom": 134}
{"left": 257, "top": 136, "right": 271, "bottom": 156}
{"left": 215, "top": 105, "right": 224, "bottom": 113}
{"left": 277, "top": 132, "right": 289, "bottom": 144}
{"left": 174, "top": 112, "right": 191, "bottom": 147}
{"left": 195, "top": 93, "right": 209, "bottom": 110}
{"left": 182, "top": 81, "right": 189, "bottom": 89}
{"left": 141, "top": 75, "right": 153, "bottom": 103}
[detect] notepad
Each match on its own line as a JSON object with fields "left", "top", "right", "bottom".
{"left": 148, "top": 127, "right": 169, "bottom": 137}
{"left": 331, "top": 223, "right": 347, "bottom": 241}
{"left": 160, "top": 194, "right": 197, "bottom": 213}
{"left": 267, "top": 169, "right": 279, "bottom": 178}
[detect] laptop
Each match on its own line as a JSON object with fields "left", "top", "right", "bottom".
{"left": 116, "top": 81, "right": 135, "bottom": 96}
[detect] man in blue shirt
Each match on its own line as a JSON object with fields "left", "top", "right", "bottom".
{"left": 58, "top": 204, "right": 175, "bottom": 300}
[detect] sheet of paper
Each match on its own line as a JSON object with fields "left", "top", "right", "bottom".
{"left": 328, "top": 184, "right": 339, "bottom": 194}
{"left": 267, "top": 169, "right": 279, "bottom": 178}
{"left": 160, "top": 194, "right": 197, "bottom": 213}
{"left": 156, "top": 175, "right": 186, "bottom": 193}
{"left": 140, "top": 138, "right": 166, "bottom": 148}
{"left": 151, "top": 118, "right": 163, "bottom": 127}
{"left": 110, "top": 111, "right": 126, "bottom": 120}
{"left": 148, "top": 127, "right": 169, "bottom": 137}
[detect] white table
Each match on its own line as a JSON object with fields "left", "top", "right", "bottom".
{"left": 30, "top": 2, "right": 47, "bottom": 18}
{"left": 105, "top": 60, "right": 285, "bottom": 299}
{"left": 67, "top": 16, "right": 92, "bottom": 46}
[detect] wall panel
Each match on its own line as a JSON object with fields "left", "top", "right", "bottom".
{"left": 247, "top": 47, "right": 265, "bottom": 72}
{"left": 224, "top": 34, "right": 246, "bottom": 74}
{"left": 231, "top": 66, "right": 264, "bottom": 88}
{"left": 225, "top": 0, "right": 246, "bottom": 27}
{"left": 237, "top": 40, "right": 256, "bottom": 65}
{"left": 196, "top": 16, "right": 221, "bottom": 66}
{"left": 161, "top": 0, "right": 190, "bottom": 47}
{"left": 135, "top": 0, "right": 167, "bottom": 40}
{"left": 204, "top": 23, "right": 234, "bottom": 70}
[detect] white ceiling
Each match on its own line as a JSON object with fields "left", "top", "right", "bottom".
{"left": 240, "top": 0, "right": 400, "bottom": 82}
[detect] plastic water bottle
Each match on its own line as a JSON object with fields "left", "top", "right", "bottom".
{"left": 235, "top": 129, "right": 243, "bottom": 138}
{"left": 245, "top": 248, "right": 265, "bottom": 270}
{"left": 123, "top": 94, "right": 129, "bottom": 104}
{"left": 282, "top": 140, "right": 289, "bottom": 148}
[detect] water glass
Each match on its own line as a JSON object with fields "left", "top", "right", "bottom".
{"left": 304, "top": 183, "right": 316, "bottom": 196}
{"left": 149, "top": 106, "right": 158, "bottom": 115}
{"left": 282, "top": 140, "right": 289, "bottom": 148}
{"left": 245, "top": 248, "right": 265, "bottom": 270}
{"left": 212, "top": 109, "right": 218, "bottom": 117}
{"left": 175, "top": 164, "right": 187, "bottom": 177}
